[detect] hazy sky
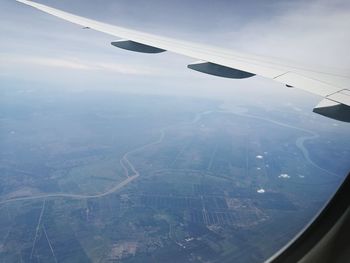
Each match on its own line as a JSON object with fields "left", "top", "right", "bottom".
{"left": 1, "top": 0, "right": 350, "bottom": 107}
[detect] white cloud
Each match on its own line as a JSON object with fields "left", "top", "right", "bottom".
{"left": 256, "top": 155, "right": 263, "bottom": 159}
{"left": 21, "top": 57, "right": 91, "bottom": 70}
{"left": 93, "top": 62, "right": 156, "bottom": 75}
{"left": 278, "top": 173, "right": 291, "bottom": 179}
{"left": 257, "top": 188, "right": 265, "bottom": 194}
{"left": 231, "top": 0, "right": 350, "bottom": 73}
{"left": 0, "top": 54, "right": 160, "bottom": 76}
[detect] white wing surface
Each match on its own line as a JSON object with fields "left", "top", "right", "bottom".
{"left": 16, "top": 0, "right": 350, "bottom": 122}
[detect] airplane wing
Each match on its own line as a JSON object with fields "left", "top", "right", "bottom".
{"left": 16, "top": 0, "right": 350, "bottom": 122}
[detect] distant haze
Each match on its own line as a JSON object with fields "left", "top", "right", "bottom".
{"left": 1, "top": 0, "right": 349, "bottom": 102}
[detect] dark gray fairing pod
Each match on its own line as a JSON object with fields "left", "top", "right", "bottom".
{"left": 111, "top": 40, "right": 166, "bottom": 54}
{"left": 188, "top": 61, "right": 255, "bottom": 79}
{"left": 313, "top": 99, "right": 350, "bottom": 122}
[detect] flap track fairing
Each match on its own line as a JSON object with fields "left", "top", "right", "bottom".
{"left": 111, "top": 40, "right": 166, "bottom": 53}
{"left": 188, "top": 61, "right": 255, "bottom": 79}
{"left": 313, "top": 99, "right": 350, "bottom": 122}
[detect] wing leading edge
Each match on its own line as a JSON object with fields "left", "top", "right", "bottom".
{"left": 16, "top": 0, "right": 350, "bottom": 122}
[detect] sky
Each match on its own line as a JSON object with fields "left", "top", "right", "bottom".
{"left": 1, "top": 0, "right": 350, "bottom": 108}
